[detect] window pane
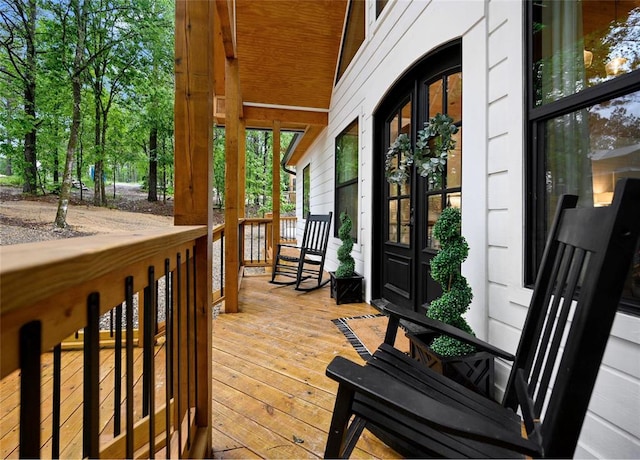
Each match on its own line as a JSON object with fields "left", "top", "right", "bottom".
{"left": 303, "top": 165, "right": 310, "bottom": 216}
{"left": 336, "top": 120, "right": 359, "bottom": 184}
{"left": 337, "top": 0, "right": 365, "bottom": 81}
{"left": 400, "top": 198, "right": 411, "bottom": 245}
{"left": 544, "top": 89, "right": 640, "bottom": 213}
{"left": 376, "top": 0, "right": 388, "bottom": 18}
{"left": 427, "top": 195, "right": 442, "bottom": 249}
{"left": 447, "top": 127, "right": 462, "bottom": 188}
{"left": 388, "top": 199, "right": 398, "bottom": 242}
{"left": 533, "top": 1, "right": 640, "bottom": 106}
{"left": 428, "top": 79, "right": 443, "bottom": 118}
{"left": 336, "top": 183, "right": 358, "bottom": 242}
{"left": 401, "top": 101, "right": 412, "bottom": 135}
{"left": 544, "top": 89, "right": 640, "bottom": 304}
{"left": 447, "top": 73, "right": 462, "bottom": 123}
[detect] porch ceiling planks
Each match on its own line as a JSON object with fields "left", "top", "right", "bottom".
{"left": 213, "top": 0, "right": 346, "bottom": 161}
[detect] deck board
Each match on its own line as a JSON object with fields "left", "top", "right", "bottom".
{"left": 0, "top": 275, "right": 400, "bottom": 459}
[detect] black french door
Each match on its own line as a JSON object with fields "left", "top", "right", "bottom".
{"left": 373, "top": 41, "right": 462, "bottom": 314}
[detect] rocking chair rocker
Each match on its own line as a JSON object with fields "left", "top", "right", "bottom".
{"left": 325, "top": 178, "right": 640, "bottom": 458}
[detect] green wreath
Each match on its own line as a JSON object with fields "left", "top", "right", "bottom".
{"left": 385, "top": 113, "right": 458, "bottom": 187}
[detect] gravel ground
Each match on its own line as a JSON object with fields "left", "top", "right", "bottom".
{"left": 0, "top": 183, "right": 174, "bottom": 245}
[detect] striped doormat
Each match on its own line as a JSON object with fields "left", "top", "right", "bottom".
{"left": 332, "top": 314, "right": 410, "bottom": 361}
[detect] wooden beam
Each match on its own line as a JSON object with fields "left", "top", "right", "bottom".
{"left": 272, "top": 121, "right": 281, "bottom": 250}
{"left": 215, "top": 0, "right": 236, "bottom": 58}
{"left": 243, "top": 105, "right": 328, "bottom": 126}
{"left": 174, "top": 0, "right": 213, "bottom": 454}
{"left": 224, "top": 57, "right": 240, "bottom": 313}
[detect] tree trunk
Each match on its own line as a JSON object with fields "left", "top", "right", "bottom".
{"left": 22, "top": 0, "right": 38, "bottom": 194}
{"left": 55, "top": 0, "right": 86, "bottom": 228}
{"left": 148, "top": 126, "right": 158, "bottom": 201}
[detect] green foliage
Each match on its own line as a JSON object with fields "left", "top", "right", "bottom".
{"left": 385, "top": 113, "right": 458, "bottom": 187}
{"left": 426, "top": 207, "right": 476, "bottom": 357}
{"left": 335, "top": 212, "right": 355, "bottom": 278}
{"left": 0, "top": 175, "right": 23, "bottom": 186}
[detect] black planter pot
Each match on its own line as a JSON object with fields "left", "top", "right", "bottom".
{"left": 406, "top": 330, "right": 495, "bottom": 399}
{"left": 329, "top": 272, "right": 363, "bottom": 305}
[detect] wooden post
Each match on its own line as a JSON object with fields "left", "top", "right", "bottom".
{"left": 272, "top": 121, "right": 281, "bottom": 249}
{"left": 174, "top": 0, "right": 213, "bottom": 456}
{"left": 224, "top": 57, "right": 240, "bottom": 313}
{"left": 238, "top": 118, "right": 246, "bottom": 218}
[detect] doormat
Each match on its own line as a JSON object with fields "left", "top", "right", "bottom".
{"left": 332, "top": 314, "right": 410, "bottom": 361}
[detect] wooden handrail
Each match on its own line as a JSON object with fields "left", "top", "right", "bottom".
{"left": 0, "top": 225, "right": 209, "bottom": 458}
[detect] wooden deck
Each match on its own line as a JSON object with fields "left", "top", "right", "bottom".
{"left": 0, "top": 275, "right": 399, "bottom": 459}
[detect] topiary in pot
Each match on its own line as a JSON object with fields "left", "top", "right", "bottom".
{"left": 335, "top": 211, "right": 355, "bottom": 278}
{"left": 427, "top": 206, "right": 475, "bottom": 357}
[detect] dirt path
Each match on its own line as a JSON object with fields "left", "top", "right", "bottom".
{"left": 0, "top": 184, "right": 174, "bottom": 245}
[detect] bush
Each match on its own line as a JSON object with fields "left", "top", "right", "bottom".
{"left": 335, "top": 211, "right": 355, "bottom": 278}
{"left": 426, "top": 207, "right": 476, "bottom": 357}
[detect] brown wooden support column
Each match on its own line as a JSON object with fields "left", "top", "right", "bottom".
{"left": 238, "top": 118, "right": 246, "bottom": 218}
{"left": 272, "top": 121, "right": 281, "bottom": 248}
{"left": 174, "top": 0, "right": 213, "bottom": 456}
{"left": 224, "top": 57, "right": 240, "bottom": 313}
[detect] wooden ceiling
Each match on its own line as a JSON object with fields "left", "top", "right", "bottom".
{"left": 214, "top": 0, "right": 348, "bottom": 164}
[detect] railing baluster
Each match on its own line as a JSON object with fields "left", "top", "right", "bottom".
{"left": 52, "top": 344, "right": 61, "bottom": 459}
{"left": 193, "top": 247, "right": 198, "bottom": 428}
{"left": 83, "top": 293, "right": 100, "bottom": 459}
{"left": 125, "top": 276, "right": 135, "bottom": 459}
{"left": 176, "top": 253, "right": 183, "bottom": 458}
{"left": 220, "top": 230, "right": 225, "bottom": 297}
{"left": 20, "top": 320, "right": 41, "bottom": 459}
{"left": 186, "top": 249, "right": 191, "bottom": 449}
{"left": 164, "top": 258, "right": 172, "bottom": 459}
{"left": 250, "top": 223, "right": 255, "bottom": 263}
{"left": 114, "top": 302, "right": 123, "bottom": 436}
{"left": 145, "top": 266, "right": 156, "bottom": 459}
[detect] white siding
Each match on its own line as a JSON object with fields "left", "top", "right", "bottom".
{"left": 294, "top": 0, "right": 640, "bottom": 457}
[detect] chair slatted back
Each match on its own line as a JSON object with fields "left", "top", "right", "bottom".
{"left": 503, "top": 178, "right": 640, "bottom": 457}
{"left": 301, "top": 213, "right": 332, "bottom": 257}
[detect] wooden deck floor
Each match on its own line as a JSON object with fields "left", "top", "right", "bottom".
{"left": 0, "top": 275, "right": 399, "bottom": 459}
{"left": 212, "top": 275, "right": 399, "bottom": 459}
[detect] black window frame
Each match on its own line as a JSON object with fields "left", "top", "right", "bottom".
{"left": 334, "top": 118, "right": 359, "bottom": 242}
{"left": 524, "top": 0, "right": 640, "bottom": 314}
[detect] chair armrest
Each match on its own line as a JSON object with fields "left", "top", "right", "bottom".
{"left": 375, "top": 299, "right": 515, "bottom": 361}
{"left": 326, "top": 356, "right": 541, "bottom": 457}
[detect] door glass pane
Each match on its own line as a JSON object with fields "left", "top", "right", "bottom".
{"left": 401, "top": 101, "right": 412, "bottom": 135}
{"left": 447, "top": 127, "right": 462, "bottom": 188}
{"left": 428, "top": 79, "right": 443, "bottom": 118}
{"left": 388, "top": 199, "right": 398, "bottom": 242}
{"left": 447, "top": 72, "right": 462, "bottom": 123}
{"left": 400, "top": 198, "right": 411, "bottom": 244}
{"left": 446, "top": 192, "right": 462, "bottom": 209}
{"left": 427, "top": 195, "right": 443, "bottom": 249}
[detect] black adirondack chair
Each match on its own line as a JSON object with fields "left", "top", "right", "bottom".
{"left": 325, "top": 178, "right": 640, "bottom": 458}
{"left": 270, "top": 212, "right": 332, "bottom": 291}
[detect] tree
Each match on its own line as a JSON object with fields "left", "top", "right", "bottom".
{"left": 54, "top": 0, "right": 88, "bottom": 228}
{"left": 0, "top": 0, "right": 39, "bottom": 193}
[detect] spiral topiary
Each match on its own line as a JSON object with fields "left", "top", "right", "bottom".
{"left": 335, "top": 211, "right": 355, "bottom": 278}
{"left": 426, "top": 206, "right": 475, "bottom": 357}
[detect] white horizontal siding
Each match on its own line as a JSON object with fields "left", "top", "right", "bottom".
{"left": 295, "top": 0, "right": 640, "bottom": 457}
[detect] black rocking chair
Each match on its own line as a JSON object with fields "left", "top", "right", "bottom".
{"left": 324, "top": 178, "right": 640, "bottom": 458}
{"left": 270, "top": 212, "right": 332, "bottom": 291}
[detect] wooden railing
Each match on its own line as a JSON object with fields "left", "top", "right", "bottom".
{"left": 0, "top": 226, "right": 210, "bottom": 459}
{"left": 239, "top": 216, "right": 297, "bottom": 269}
